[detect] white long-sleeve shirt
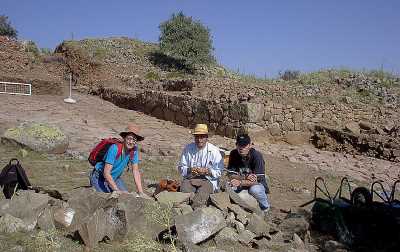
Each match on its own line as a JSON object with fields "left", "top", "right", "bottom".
{"left": 178, "top": 142, "right": 224, "bottom": 191}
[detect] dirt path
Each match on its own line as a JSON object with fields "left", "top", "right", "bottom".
{"left": 1, "top": 92, "right": 399, "bottom": 211}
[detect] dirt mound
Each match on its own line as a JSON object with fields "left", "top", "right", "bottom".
{"left": 0, "top": 36, "right": 67, "bottom": 95}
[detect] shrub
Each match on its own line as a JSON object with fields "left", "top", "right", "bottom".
{"left": 93, "top": 47, "right": 107, "bottom": 60}
{"left": 165, "top": 71, "right": 186, "bottom": 79}
{"left": 159, "top": 12, "right": 215, "bottom": 68}
{"left": 24, "top": 40, "right": 40, "bottom": 57}
{"left": 148, "top": 51, "right": 193, "bottom": 73}
{"left": 279, "top": 70, "right": 300, "bottom": 81}
{"left": 0, "top": 15, "right": 17, "bottom": 38}
{"left": 40, "top": 48, "right": 53, "bottom": 55}
{"left": 145, "top": 71, "right": 161, "bottom": 81}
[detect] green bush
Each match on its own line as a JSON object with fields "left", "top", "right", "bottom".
{"left": 40, "top": 48, "right": 53, "bottom": 55}
{"left": 165, "top": 71, "right": 186, "bottom": 79}
{"left": 24, "top": 40, "right": 40, "bottom": 56}
{"left": 145, "top": 71, "right": 161, "bottom": 81}
{"left": 279, "top": 70, "right": 300, "bottom": 81}
{"left": 0, "top": 15, "right": 17, "bottom": 38}
{"left": 93, "top": 47, "right": 107, "bottom": 60}
{"left": 159, "top": 12, "right": 215, "bottom": 68}
{"left": 367, "top": 69, "right": 398, "bottom": 87}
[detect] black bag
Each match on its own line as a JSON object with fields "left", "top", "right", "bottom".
{"left": 0, "top": 158, "right": 31, "bottom": 198}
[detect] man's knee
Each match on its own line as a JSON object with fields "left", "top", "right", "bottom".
{"left": 180, "top": 179, "right": 195, "bottom": 193}
{"left": 248, "top": 184, "right": 266, "bottom": 197}
{"left": 199, "top": 180, "right": 213, "bottom": 193}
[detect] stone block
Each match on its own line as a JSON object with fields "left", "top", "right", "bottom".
{"left": 175, "top": 207, "right": 226, "bottom": 244}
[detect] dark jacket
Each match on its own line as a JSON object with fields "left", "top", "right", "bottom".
{"left": 0, "top": 159, "right": 31, "bottom": 198}
{"left": 227, "top": 148, "right": 269, "bottom": 193}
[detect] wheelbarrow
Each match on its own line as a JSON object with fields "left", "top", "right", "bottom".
{"left": 301, "top": 177, "right": 400, "bottom": 250}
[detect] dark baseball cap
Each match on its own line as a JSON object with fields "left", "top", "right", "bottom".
{"left": 236, "top": 134, "right": 251, "bottom": 147}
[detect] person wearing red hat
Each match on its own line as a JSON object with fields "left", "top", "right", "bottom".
{"left": 90, "top": 124, "right": 146, "bottom": 196}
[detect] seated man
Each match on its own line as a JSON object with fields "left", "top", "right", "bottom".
{"left": 178, "top": 124, "right": 224, "bottom": 209}
{"left": 227, "top": 134, "right": 270, "bottom": 212}
{"left": 89, "top": 124, "right": 146, "bottom": 196}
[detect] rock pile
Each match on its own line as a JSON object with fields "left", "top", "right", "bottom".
{"left": 0, "top": 188, "right": 320, "bottom": 251}
{"left": 312, "top": 122, "right": 400, "bottom": 162}
{"left": 335, "top": 72, "right": 400, "bottom": 106}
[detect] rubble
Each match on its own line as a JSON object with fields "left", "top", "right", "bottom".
{"left": 312, "top": 124, "right": 400, "bottom": 162}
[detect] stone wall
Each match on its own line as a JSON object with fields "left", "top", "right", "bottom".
{"left": 94, "top": 87, "right": 306, "bottom": 138}
{"left": 93, "top": 86, "right": 399, "bottom": 140}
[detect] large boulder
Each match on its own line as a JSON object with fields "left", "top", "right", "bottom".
{"left": 344, "top": 122, "right": 360, "bottom": 135}
{"left": 2, "top": 122, "right": 69, "bottom": 153}
{"left": 175, "top": 206, "right": 226, "bottom": 244}
{"left": 279, "top": 215, "right": 310, "bottom": 240}
{"left": 155, "top": 191, "right": 192, "bottom": 205}
{"left": 209, "top": 192, "right": 232, "bottom": 211}
{"left": 0, "top": 190, "right": 50, "bottom": 229}
{"left": 226, "top": 187, "right": 261, "bottom": 214}
{"left": 63, "top": 188, "right": 168, "bottom": 248}
{"left": 214, "top": 227, "right": 240, "bottom": 247}
{"left": 65, "top": 188, "right": 111, "bottom": 232}
{"left": 227, "top": 204, "right": 249, "bottom": 225}
{"left": 246, "top": 213, "right": 269, "bottom": 237}
{"left": 0, "top": 214, "right": 31, "bottom": 233}
{"left": 60, "top": 188, "right": 126, "bottom": 248}
{"left": 78, "top": 206, "right": 127, "bottom": 248}
{"left": 117, "top": 193, "right": 169, "bottom": 240}
{"left": 237, "top": 229, "right": 256, "bottom": 246}
{"left": 37, "top": 207, "right": 56, "bottom": 231}
{"left": 284, "top": 131, "right": 311, "bottom": 146}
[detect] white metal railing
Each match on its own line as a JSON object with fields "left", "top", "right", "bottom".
{"left": 0, "top": 81, "right": 32, "bottom": 96}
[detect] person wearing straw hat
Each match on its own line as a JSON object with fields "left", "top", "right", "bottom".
{"left": 178, "top": 124, "right": 224, "bottom": 209}
{"left": 90, "top": 123, "right": 146, "bottom": 196}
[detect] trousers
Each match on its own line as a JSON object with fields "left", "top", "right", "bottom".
{"left": 89, "top": 169, "right": 128, "bottom": 193}
{"left": 181, "top": 178, "right": 213, "bottom": 209}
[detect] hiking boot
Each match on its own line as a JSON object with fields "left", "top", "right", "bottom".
{"left": 263, "top": 208, "right": 271, "bottom": 220}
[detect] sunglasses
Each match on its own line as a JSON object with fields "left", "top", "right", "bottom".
{"left": 125, "top": 136, "right": 137, "bottom": 142}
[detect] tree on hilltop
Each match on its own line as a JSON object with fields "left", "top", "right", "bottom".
{"left": 159, "top": 12, "right": 215, "bottom": 68}
{"left": 0, "top": 15, "right": 17, "bottom": 38}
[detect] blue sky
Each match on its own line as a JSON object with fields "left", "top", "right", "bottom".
{"left": 2, "top": 0, "right": 399, "bottom": 77}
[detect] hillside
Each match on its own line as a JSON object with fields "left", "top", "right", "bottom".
{"left": 1, "top": 36, "right": 400, "bottom": 162}
{"left": 1, "top": 36, "right": 400, "bottom": 251}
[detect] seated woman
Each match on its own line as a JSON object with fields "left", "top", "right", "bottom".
{"left": 89, "top": 124, "right": 145, "bottom": 196}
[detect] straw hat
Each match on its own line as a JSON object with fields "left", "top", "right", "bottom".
{"left": 120, "top": 123, "right": 144, "bottom": 141}
{"left": 192, "top": 124, "right": 209, "bottom": 135}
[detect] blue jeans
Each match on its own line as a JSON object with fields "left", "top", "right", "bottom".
{"left": 237, "top": 184, "right": 270, "bottom": 210}
{"left": 89, "top": 169, "right": 128, "bottom": 193}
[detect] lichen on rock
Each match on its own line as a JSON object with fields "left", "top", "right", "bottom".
{"left": 3, "top": 122, "right": 69, "bottom": 154}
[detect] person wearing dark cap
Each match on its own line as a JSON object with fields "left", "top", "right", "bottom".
{"left": 227, "top": 134, "right": 270, "bottom": 212}
{"left": 90, "top": 123, "right": 146, "bottom": 196}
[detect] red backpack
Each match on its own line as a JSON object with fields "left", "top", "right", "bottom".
{"left": 88, "top": 138, "right": 135, "bottom": 166}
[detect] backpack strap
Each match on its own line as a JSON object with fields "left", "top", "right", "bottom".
{"left": 115, "top": 143, "right": 123, "bottom": 160}
{"left": 130, "top": 146, "right": 136, "bottom": 161}
{"left": 9, "top": 159, "right": 19, "bottom": 166}
{"left": 115, "top": 144, "right": 136, "bottom": 161}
